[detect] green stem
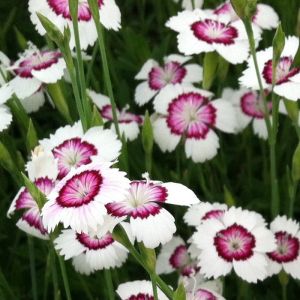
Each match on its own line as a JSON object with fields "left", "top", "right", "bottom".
{"left": 150, "top": 274, "right": 159, "bottom": 300}
{"left": 50, "top": 249, "right": 60, "bottom": 300}
{"left": 88, "top": 0, "right": 120, "bottom": 138}
{"left": 69, "top": 0, "right": 92, "bottom": 130}
{"left": 57, "top": 254, "right": 72, "bottom": 300}
{"left": 28, "top": 236, "right": 38, "bottom": 300}
{"left": 243, "top": 19, "right": 279, "bottom": 217}
{"left": 282, "top": 283, "right": 287, "bottom": 300}
{"left": 104, "top": 269, "right": 115, "bottom": 300}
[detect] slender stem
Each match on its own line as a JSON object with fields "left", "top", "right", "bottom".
{"left": 50, "top": 249, "right": 60, "bottom": 300}
{"left": 43, "top": 251, "right": 51, "bottom": 300}
{"left": 288, "top": 181, "right": 298, "bottom": 217}
{"left": 88, "top": 0, "right": 120, "bottom": 137}
{"left": 104, "top": 269, "right": 115, "bottom": 300}
{"left": 150, "top": 274, "right": 159, "bottom": 300}
{"left": 28, "top": 236, "right": 38, "bottom": 300}
{"left": 69, "top": 0, "right": 92, "bottom": 130}
{"left": 282, "top": 283, "right": 287, "bottom": 300}
{"left": 243, "top": 19, "right": 279, "bottom": 217}
{"left": 57, "top": 254, "right": 72, "bottom": 300}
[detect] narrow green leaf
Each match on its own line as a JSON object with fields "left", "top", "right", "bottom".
{"left": 0, "top": 141, "right": 16, "bottom": 172}
{"left": 292, "top": 143, "right": 300, "bottom": 181}
{"left": 284, "top": 99, "right": 299, "bottom": 122}
{"left": 138, "top": 243, "right": 156, "bottom": 273}
{"left": 142, "top": 111, "right": 153, "bottom": 154}
{"left": 272, "top": 24, "right": 285, "bottom": 74}
{"left": 202, "top": 52, "right": 218, "bottom": 90}
{"left": 36, "top": 13, "right": 64, "bottom": 45}
{"left": 112, "top": 224, "right": 133, "bottom": 249}
{"left": 21, "top": 172, "right": 47, "bottom": 210}
{"left": 26, "top": 119, "right": 38, "bottom": 153}
{"left": 0, "top": 268, "right": 16, "bottom": 299}
{"left": 224, "top": 185, "right": 236, "bottom": 207}
{"left": 14, "top": 27, "right": 27, "bottom": 50}
{"left": 91, "top": 104, "right": 104, "bottom": 126}
{"left": 173, "top": 283, "right": 186, "bottom": 300}
{"left": 118, "top": 133, "right": 129, "bottom": 174}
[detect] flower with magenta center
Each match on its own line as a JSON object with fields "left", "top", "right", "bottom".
{"left": 29, "top": 0, "right": 121, "bottom": 49}
{"left": 134, "top": 54, "right": 203, "bottom": 106}
{"left": 106, "top": 175, "right": 200, "bottom": 248}
{"left": 152, "top": 85, "right": 237, "bottom": 163}
{"left": 192, "top": 207, "right": 276, "bottom": 283}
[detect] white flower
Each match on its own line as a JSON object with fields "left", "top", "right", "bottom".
{"left": 152, "top": 84, "right": 237, "bottom": 163}
{"left": 116, "top": 280, "right": 168, "bottom": 300}
{"left": 134, "top": 54, "right": 203, "bottom": 106}
{"left": 186, "top": 288, "right": 225, "bottom": 300}
{"left": 29, "top": 0, "right": 121, "bottom": 49}
{"left": 54, "top": 218, "right": 131, "bottom": 275}
{"left": 266, "top": 215, "right": 300, "bottom": 279}
{"left": 106, "top": 175, "right": 200, "bottom": 248}
{"left": 39, "top": 122, "right": 121, "bottom": 179}
{"left": 0, "top": 105, "right": 12, "bottom": 133}
{"left": 42, "top": 162, "right": 130, "bottom": 233}
{"left": 0, "top": 44, "right": 65, "bottom": 106}
{"left": 240, "top": 36, "right": 300, "bottom": 101}
{"left": 88, "top": 90, "right": 143, "bottom": 141}
{"left": 192, "top": 206, "right": 276, "bottom": 283}
{"left": 213, "top": 1, "right": 279, "bottom": 30}
{"left": 184, "top": 202, "right": 228, "bottom": 227}
{"left": 166, "top": 9, "right": 261, "bottom": 64}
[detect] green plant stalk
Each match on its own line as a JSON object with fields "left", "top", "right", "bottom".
{"left": 28, "top": 236, "right": 38, "bottom": 300}
{"left": 57, "top": 253, "right": 72, "bottom": 300}
{"left": 47, "top": 83, "right": 73, "bottom": 123}
{"left": 87, "top": 0, "right": 120, "bottom": 138}
{"left": 50, "top": 249, "right": 60, "bottom": 300}
{"left": 104, "top": 269, "right": 115, "bottom": 300}
{"left": 69, "top": 0, "right": 92, "bottom": 130}
{"left": 243, "top": 19, "right": 279, "bottom": 217}
{"left": 125, "top": 243, "right": 173, "bottom": 299}
{"left": 288, "top": 181, "right": 298, "bottom": 217}
{"left": 150, "top": 274, "right": 159, "bottom": 300}
{"left": 145, "top": 152, "right": 152, "bottom": 176}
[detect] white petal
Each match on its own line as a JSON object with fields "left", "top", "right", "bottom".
{"left": 87, "top": 89, "right": 110, "bottom": 109}
{"left": 215, "top": 40, "right": 249, "bottom": 65}
{"left": 99, "top": 0, "right": 121, "bottom": 31}
{"left": 162, "top": 182, "right": 200, "bottom": 206}
{"left": 16, "top": 219, "right": 49, "bottom": 240}
{"left": 164, "top": 54, "right": 191, "bottom": 65}
{"left": 253, "top": 118, "right": 268, "bottom": 140}
{"left": 31, "top": 58, "right": 66, "bottom": 83}
{"left": 72, "top": 254, "right": 94, "bottom": 275}
{"left": 0, "top": 83, "right": 13, "bottom": 104}
{"left": 255, "top": 4, "right": 279, "bottom": 30}
{"left": 9, "top": 77, "right": 41, "bottom": 99}
{"left": 283, "top": 258, "right": 300, "bottom": 279}
{"left": 118, "top": 122, "right": 140, "bottom": 141}
{"left": 270, "top": 215, "right": 300, "bottom": 236}
{"left": 274, "top": 82, "right": 300, "bottom": 101}
{"left": 134, "top": 81, "right": 157, "bottom": 106}
{"left": 212, "top": 99, "right": 237, "bottom": 133}
{"left": 183, "top": 64, "right": 203, "bottom": 83}
{"left": 130, "top": 208, "right": 176, "bottom": 248}
{"left": 266, "top": 257, "right": 282, "bottom": 277}
{"left": 184, "top": 131, "right": 220, "bottom": 163}
{"left": 135, "top": 59, "right": 158, "bottom": 80}
{"left": 21, "top": 90, "right": 45, "bottom": 113}
{"left": 233, "top": 253, "right": 268, "bottom": 283}
{"left": 252, "top": 226, "right": 276, "bottom": 252}
{"left": 0, "top": 105, "right": 12, "bottom": 132}
{"left": 153, "top": 117, "right": 180, "bottom": 152}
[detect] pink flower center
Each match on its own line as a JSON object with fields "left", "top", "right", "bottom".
{"left": 76, "top": 232, "right": 114, "bottom": 250}
{"left": 202, "top": 209, "right": 225, "bottom": 220}
{"left": 53, "top": 137, "right": 98, "bottom": 179}
{"left": 57, "top": 170, "right": 102, "bottom": 208}
{"left": 14, "top": 51, "right": 61, "bottom": 78}
{"left": 191, "top": 19, "right": 238, "bottom": 45}
{"left": 268, "top": 231, "right": 300, "bottom": 263}
{"left": 240, "top": 91, "right": 272, "bottom": 119}
{"left": 148, "top": 61, "right": 187, "bottom": 90}
{"left": 101, "top": 105, "right": 143, "bottom": 124}
{"left": 214, "top": 224, "right": 256, "bottom": 262}
{"left": 190, "top": 289, "right": 217, "bottom": 300}
{"left": 169, "top": 245, "right": 189, "bottom": 269}
{"left": 167, "top": 92, "right": 216, "bottom": 139}
{"left": 128, "top": 294, "right": 154, "bottom": 300}
{"left": 47, "top": 0, "right": 103, "bottom": 21}
{"left": 105, "top": 181, "right": 168, "bottom": 219}
{"left": 262, "top": 56, "right": 300, "bottom": 85}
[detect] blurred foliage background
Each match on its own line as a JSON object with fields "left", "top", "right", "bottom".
{"left": 0, "top": 0, "right": 300, "bottom": 299}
